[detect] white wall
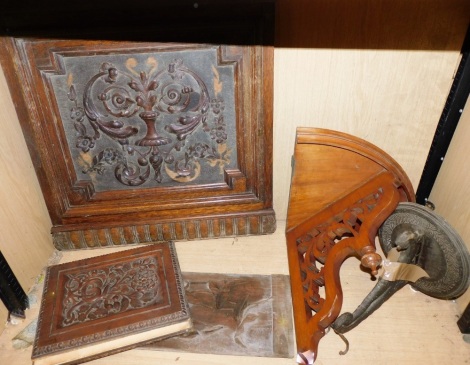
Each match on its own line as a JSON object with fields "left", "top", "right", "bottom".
{"left": 0, "top": 67, "right": 54, "bottom": 325}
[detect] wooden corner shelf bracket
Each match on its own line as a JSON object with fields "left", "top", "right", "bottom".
{"left": 286, "top": 127, "right": 415, "bottom": 363}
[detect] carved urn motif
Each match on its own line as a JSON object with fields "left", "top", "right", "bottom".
{"left": 55, "top": 49, "right": 236, "bottom": 191}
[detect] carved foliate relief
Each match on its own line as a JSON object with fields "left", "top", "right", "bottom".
{"left": 295, "top": 189, "right": 384, "bottom": 314}
{"left": 49, "top": 48, "right": 237, "bottom": 191}
{"left": 61, "top": 257, "right": 162, "bottom": 327}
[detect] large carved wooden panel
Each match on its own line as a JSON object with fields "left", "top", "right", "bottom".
{"left": 0, "top": 39, "right": 275, "bottom": 249}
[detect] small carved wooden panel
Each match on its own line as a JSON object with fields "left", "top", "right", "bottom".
{"left": 32, "top": 243, "right": 190, "bottom": 361}
{"left": 0, "top": 39, "right": 275, "bottom": 249}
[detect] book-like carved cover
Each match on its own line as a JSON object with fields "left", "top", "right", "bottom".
{"left": 32, "top": 243, "right": 191, "bottom": 365}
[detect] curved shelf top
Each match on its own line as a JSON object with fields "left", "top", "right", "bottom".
{"left": 286, "top": 127, "right": 416, "bottom": 232}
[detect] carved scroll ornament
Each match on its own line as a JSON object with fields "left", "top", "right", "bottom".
{"left": 60, "top": 53, "right": 234, "bottom": 190}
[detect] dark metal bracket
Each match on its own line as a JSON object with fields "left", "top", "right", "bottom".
{"left": 333, "top": 203, "right": 470, "bottom": 335}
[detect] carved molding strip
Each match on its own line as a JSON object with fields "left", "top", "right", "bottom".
{"left": 33, "top": 306, "right": 188, "bottom": 357}
{"left": 52, "top": 213, "right": 276, "bottom": 250}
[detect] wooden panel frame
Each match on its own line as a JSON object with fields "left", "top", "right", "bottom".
{"left": 0, "top": 38, "right": 275, "bottom": 249}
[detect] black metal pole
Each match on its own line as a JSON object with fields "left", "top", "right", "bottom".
{"left": 0, "top": 251, "right": 29, "bottom": 319}
{"left": 416, "top": 26, "right": 470, "bottom": 204}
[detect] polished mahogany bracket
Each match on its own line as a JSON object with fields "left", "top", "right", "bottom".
{"left": 286, "top": 128, "right": 415, "bottom": 363}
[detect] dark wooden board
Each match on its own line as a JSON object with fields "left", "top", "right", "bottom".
{"left": 0, "top": 0, "right": 275, "bottom": 46}
{"left": 144, "top": 273, "right": 294, "bottom": 358}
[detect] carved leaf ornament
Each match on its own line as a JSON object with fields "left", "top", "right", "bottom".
{"left": 61, "top": 257, "right": 162, "bottom": 327}
{"left": 296, "top": 189, "right": 383, "bottom": 314}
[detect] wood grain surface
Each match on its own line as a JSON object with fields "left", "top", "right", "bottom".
{"left": 0, "top": 224, "right": 469, "bottom": 364}
{"left": 273, "top": 48, "right": 462, "bottom": 219}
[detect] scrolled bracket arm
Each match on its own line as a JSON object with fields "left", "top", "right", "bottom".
{"left": 286, "top": 172, "right": 404, "bottom": 363}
